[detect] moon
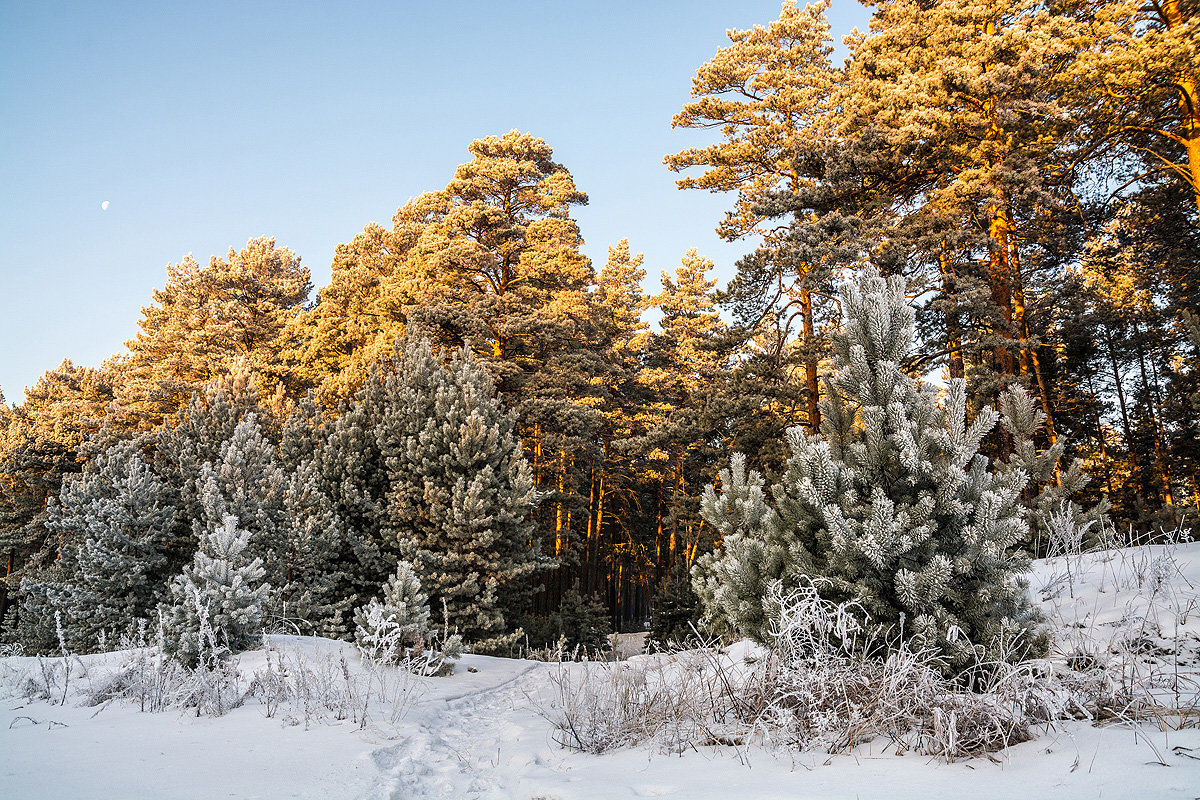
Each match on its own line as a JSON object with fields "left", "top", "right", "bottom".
{"left": 100, "top": 200, "right": 110, "bottom": 211}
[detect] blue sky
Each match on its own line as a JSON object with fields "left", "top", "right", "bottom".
{"left": 0, "top": 1, "right": 870, "bottom": 402}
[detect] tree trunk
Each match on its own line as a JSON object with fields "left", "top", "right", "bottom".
{"left": 938, "top": 245, "right": 965, "bottom": 381}
{"left": 555, "top": 450, "right": 568, "bottom": 555}
{"left": 1134, "top": 331, "right": 1174, "bottom": 505}
{"left": 1085, "top": 371, "right": 1115, "bottom": 495}
{"left": 1103, "top": 327, "right": 1140, "bottom": 481}
{"left": 987, "top": 200, "right": 1018, "bottom": 376}
{"left": 1160, "top": 0, "right": 1200, "bottom": 215}
{"left": 1007, "top": 239, "right": 1059, "bottom": 444}
{"left": 654, "top": 479, "right": 665, "bottom": 585}
{"left": 801, "top": 287, "right": 821, "bottom": 431}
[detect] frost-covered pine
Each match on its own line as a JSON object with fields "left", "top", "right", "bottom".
{"left": 189, "top": 413, "right": 341, "bottom": 631}
{"left": 352, "top": 559, "right": 466, "bottom": 676}
{"left": 27, "top": 441, "right": 177, "bottom": 652}
{"left": 162, "top": 513, "right": 270, "bottom": 665}
{"left": 690, "top": 453, "right": 781, "bottom": 643}
{"left": 274, "top": 458, "right": 344, "bottom": 636}
{"left": 191, "top": 415, "right": 285, "bottom": 564}
{"left": 301, "top": 357, "right": 420, "bottom": 635}
{"left": 354, "top": 559, "right": 430, "bottom": 658}
{"left": 152, "top": 361, "right": 270, "bottom": 567}
{"left": 694, "top": 269, "right": 1045, "bottom": 671}
{"left": 383, "top": 336, "right": 551, "bottom": 654}
{"left": 63, "top": 442, "right": 176, "bottom": 650}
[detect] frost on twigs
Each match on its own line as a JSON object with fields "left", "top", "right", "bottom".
{"left": 540, "top": 583, "right": 1060, "bottom": 760}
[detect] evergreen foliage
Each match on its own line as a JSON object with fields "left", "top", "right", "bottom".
{"left": 518, "top": 588, "right": 612, "bottom": 653}
{"left": 0, "top": 361, "right": 115, "bottom": 645}
{"left": 117, "top": 237, "right": 310, "bottom": 430}
{"left": 274, "top": 458, "right": 344, "bottom": 635}
{"left": 46, "top": 442, "right": 176, "bottom": 651}
{"left": 298, "top": 336, "right": 440, "bottom": 634}
{"left": 638, "top": 249, "right": 729, "bottom": 578}
{"left": 695, "top": 270, "right": 1045, "bottom": 672}
{"left": 354, "top": 560, "right": 431, "bottom": 657}
{"left": 997, "top": 385, "right": 1110, "bottom": 554}
{"left": 386, "top": 335, "right": 552, "bottom": 653}
{"left": 353, "top": 559, "right": 462, "bottom": 674}
{"left": 666, "top": 0, "right": 843, "bottom": 431}
{"left": 162, "top": 514, "right": 270, "bottom": 665}
{"left": 648, "top": 572, "right": 703, "bottom": 649}
{"left": 151, "top": 362, "right": 273, "bottom": 572}
{"left": 190, "top": 415, "right": 284, "bottom": 562}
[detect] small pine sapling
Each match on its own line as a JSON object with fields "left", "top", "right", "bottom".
{"left": 996, "top": 384, "right": 1109, "bottom": 556}
{"left": 161, "top": 514, "right": 270, "bottom": 666}
{"left": 354, "top": 560, "right": 461, "bottom": 675}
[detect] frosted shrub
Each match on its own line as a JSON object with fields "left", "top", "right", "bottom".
{"left": 2, "top": 612, "right": 417, "bottom": 731}
{"left": 542, "top": 647, "right": 744, "bottom": 755}
{"left": 246, "top": 643, "right": 417, "bottom": 733}
{"left": 81, "top": 616, "right": 182, "bottom": 713}
{"left": 1038, "top": 503, "right": 1096, "bottom": 598}
{"left": 0, "top": 642, "right": 25, "bottom": 658}
{"left": 765, "top": 580, "right": 866, "bottom": 661}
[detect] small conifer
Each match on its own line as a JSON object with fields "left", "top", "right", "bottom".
{"left": 695, "top": 269, "right": 1045, "bottom": 671}
{"left": 162, "top": 514, "right": 270, "bottom": 665}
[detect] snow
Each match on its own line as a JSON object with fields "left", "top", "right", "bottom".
{"left": 4, "top": 543, "right": 1199, "bottom": 800}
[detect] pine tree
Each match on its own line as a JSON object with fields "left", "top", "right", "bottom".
{"left": 1072, "top": 196, "right": 1197, "bottom": 522}
{"left": 182, "top": 411, "right": 342, "bottom": 634}
{"left": 47, "top": 441, "right": 176, "bottom": 651}
{"left": 275, "top": 458, "right": 344, "bottom": 636}
{"left": 353, "top": 560, "right": 433, "bottom": 662}
{"left": 518, "top": 587, "right": 612, "bottom": 652}
{"left": 300, "top": 334, "right": 446, "bottom": 636}
{"left": 281, "top": 223, "right": 406, "bottom": 404}
{"left": 1185, "top": 312, "right": 1200, "bottom": 414}
{"left": 162, "top": 514, "right": 270, "bottom": 665}
{"left": 151, "top": 361, "right": 273, "bottom": 570}
{"left": 579, "top": 240, "right": 652, "bottom": 600}
{"left": 690, "top": 453, "right": 779, "bottom": 643}
{"left": 1069, "top": 0, "right": 1200, "bottom": 214}
{"left": 303, "top": 380, "right": 396, "bottom": 635}
{"left": 386, "top": 132, "right": 602, "bottom": 595}
{"left": 839, "top": 0, "right": 1080, "bottom": 409}
{"left": 190, "top": 415, "right": 285, "bottom": 574}
{"left": 0, "top": 361, "right": 116, "bottom": 648}
{"left": 997, "top": 385, "right": 1109, "bottom": 554}
{"left": 694, "top": 270, "right": 1044, "bottom": 672}
{"left": 117, "top": 238, "right": 310, "bottom": 431}
{"left": 648, "top": 571, "right": 703, "bottom": 649}
{"left": 640, "top": 249, "right": 728, "bottom": 579}
{"left": 386, "top": 338, "right": 552, "bottom": 653}
{"left": 666, "top": 0, "right": 844, "bottom": 429}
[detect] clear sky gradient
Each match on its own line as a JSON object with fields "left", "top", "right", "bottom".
{"left": 0, "top": 1, "right": 870, "bottom": 403}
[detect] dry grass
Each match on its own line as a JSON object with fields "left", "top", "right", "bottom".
{"left": 538, "top": 540, "right": 1200, "bottom": 763}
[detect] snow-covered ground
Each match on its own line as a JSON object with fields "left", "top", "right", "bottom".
{"left": 4, "top": 543, "right": 1199, "bottom": 800}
